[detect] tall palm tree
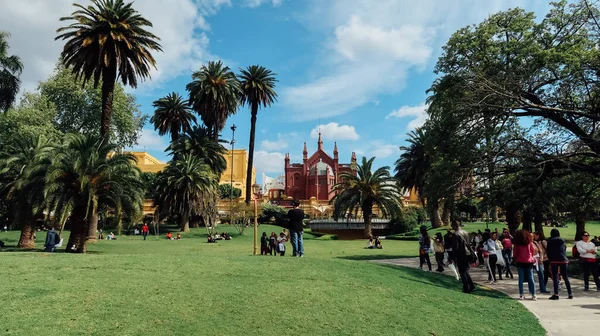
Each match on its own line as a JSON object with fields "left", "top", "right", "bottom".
{"left": 239, "top": 65, "right": 277, "bottom": 204}
{"left": 331, "top": 157, "right": 402, "bottom": 238}
{"left": 56, "top": 0, "right": 162, "bottom": 142}
{"left": 155, "top": 154, "right": 216, "bottom": 232}
{"left": 395, "top": 127, "right": 430, "bottom": 204}
{"left": 0, "top": 31, "right": 24, "bottom": 112}
{"left": 0, "top": 135, "right": 54, "bottom": 248}
{"left": 45, "top": 134, "right": 144, "bottom": 253}
{"left": 151, "top": 92, "right": 196, "bottom": 144}
{"left": 170, "top": 126, "right": 227, "bottom": 175}
{"left": 186, "top": 61, "right": 240, "bottom": 140}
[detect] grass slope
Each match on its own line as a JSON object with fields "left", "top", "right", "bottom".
{"left": 0, "top": 225, "right": 544, "bottom": 336}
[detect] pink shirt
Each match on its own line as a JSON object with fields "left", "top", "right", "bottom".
{"left": 501, "top": 238, "right": 512, "bottom": 249}
{"left": 513, "top": 243, "right": 536, "bottom": 264}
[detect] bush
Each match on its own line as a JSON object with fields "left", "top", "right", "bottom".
{"left": 390, "top": 206, "right": 424, "bottom": 234}
{"left": 258, "top": 203, "right": 289, "bottom": 226}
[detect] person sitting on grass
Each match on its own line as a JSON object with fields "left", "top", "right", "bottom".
{"left": 374, "top": 236, "right": 383, "bottom": 249}
{"left": 277, "top": 232, "right": 287, "bottom": 256}
{"left": 207, "top": 234, "right": 216, "bottom": 243}
{"left": 107, "top": 232, "right": 116, "bottom": 240}
{"left": 366, "top": 237, "right": 375, "bottom": 249}
{"left": 175, "top": 233, "right": 181, "bottom": 240}
{"left": 166, "top": 232, "right": 173, "bottom": 240}
{"left": 223, "top": 232, "right": 231, "bottom": 240}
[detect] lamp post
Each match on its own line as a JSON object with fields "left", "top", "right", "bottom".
{"left": 230, "top": 124, "right": 236, "bottom": 218}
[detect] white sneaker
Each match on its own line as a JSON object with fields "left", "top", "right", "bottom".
{"left": 532, "top": 296, "right": 537, "bottom": 301}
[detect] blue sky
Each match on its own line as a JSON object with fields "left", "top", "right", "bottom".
{"left": 3, "top": 0, "right": 557, "bottom": 184}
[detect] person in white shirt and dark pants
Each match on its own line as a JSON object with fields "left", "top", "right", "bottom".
{"left": 576, "top": 231, "right": 600, "bottom": 292}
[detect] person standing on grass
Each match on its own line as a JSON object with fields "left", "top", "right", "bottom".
{"left": 287, "top": 200, "right": 305, "bottom": 257}
{"left": 260, "top": 232, "right": 269, "bottom": 255}
{"left": 269, "top": 232, "right": 277, "bottom": 256}
{"left": 533, "top": 231, "right": 551, "bottom": 294}
{"left": 513, "top": 230, "right": 537, "bottom": 301}
{"left": 433, "top": 233, "right": 445, "bottom": 272}
{"left": 142, "top": 223, "right": 149, "bottom": 241}
{"left": 547, "top": 229, "right": 573, "bottom": 300}
{"left": 576, "top": 231, "right": 600, "bottom": 292}
{"left": 418, "top": 226, "right": 432, "bottom": 271}
{"left": 451, "top": 221, "right": 476, "bottom": 293}
{"left": 44, "top": 227, "right": 60, "bottom": 253}
{"left": 277, "top": 232, "right": 287, "bottom": 256}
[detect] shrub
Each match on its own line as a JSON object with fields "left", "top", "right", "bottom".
{"left": 390, "top": 206, "right": 424, "bottom": 234}
{"left": 258, "top": 203, "right": 289, "bottom": 226}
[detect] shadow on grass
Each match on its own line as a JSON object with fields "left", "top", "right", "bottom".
{"left": 375, "top": 263, "right": 508, "bottom": 299}
{"left": 337, "top": 254, "right": 414, "bottom": 261}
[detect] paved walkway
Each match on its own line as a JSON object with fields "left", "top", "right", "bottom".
{"left": 373, "top": 258, "right": 600, "bottom": 336}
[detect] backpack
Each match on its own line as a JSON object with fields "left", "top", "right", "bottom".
{"left": 572, "top": 245, "right": 580, "bottom": 258}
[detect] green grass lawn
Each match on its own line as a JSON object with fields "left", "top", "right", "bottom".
{"left": 0, "top": 225, "right": 544, "bottom": 336}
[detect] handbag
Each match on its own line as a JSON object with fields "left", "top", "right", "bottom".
{"left": 278, "top": 242, "right": 285, "bottom": 252}
{"left": 495, "top": 249, "right": 505, "bottom": 266}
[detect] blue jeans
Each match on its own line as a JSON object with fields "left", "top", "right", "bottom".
{"left": 290, "top": 230, "right": 304, "bottom": 256}
{"left": 517, "top": 265, "right": 536, "bottom": 296}
{"left": 536, "top": 263, "right": 548, "bottom": 293}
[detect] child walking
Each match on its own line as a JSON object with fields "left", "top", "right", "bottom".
{"left": 277, "top": 232, "right": 287, "bottom": 256}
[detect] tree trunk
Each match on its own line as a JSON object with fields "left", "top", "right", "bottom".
{"left": 17, "top": 221, "right": 36, "bottom": 248}
{"left": 441, "top": 199, "right": 451, "bottom": 226}
{"left": 505, "top": 204, "right": 521, "bottom": 233}
{"left": 100, "top": 65, "right": 117, "bottom": 142}
{"left": 66, "top": 206, "right": 88, "bottom": 253}
{"left": 87, "top": 209, "right": 98, "bottom": 243}
{"left": 491, "top": 205, "right": 498, "bottom": 223}
{"left": 429, "top": 199, "right": 442, "bottom": 228}
{"left": 522, "top": 209, "right": 532, "bottom": 232}
{"left": 534, "top": 208, "right": 543, "bottom": 234}
{"left": 180, "top": 213, "right": 190, "bottom": 232}
{"left": 363, "top": 206, "right": 373, "bottom": 238}
{"left": 575, "top": 216, "right": 586, "bottom": 241}
{"left": 245, "top": 104, "right": 258, "bottom": 205}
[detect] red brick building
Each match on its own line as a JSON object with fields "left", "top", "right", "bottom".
{"left": 284, "top": 133, "right": 357, "bottom": 201}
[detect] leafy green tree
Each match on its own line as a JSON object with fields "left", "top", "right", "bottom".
{"left": 56, "top": 0, "right": 162, "bottom": 141}
{"left": 186, "top": 61, "right": 240, "bottom": 140}
{"left": 0, "top": 135, "right": 54, "bottom": 248}
{"left": 38, "top": 63, "right": 146, "bottom": 148}
{"left": 0, "top": 31, "right": 23, "bottom": 112}
{"left": 154, "top": 154, "right": 217, "bottom": 232}
{"left": 218, "top": 183, "right": 241, "bottom": 200}
{"left": 45, "top": 134, "right": 144, "bottom": 252}
{"left": 239, "top": 65, "right": 277, "bottom": 205}
{"left": 331, "top": 157, "right": 402, "bottom": 238}
{"left": 151, "top": 92, "right": 196, "bottom": 144}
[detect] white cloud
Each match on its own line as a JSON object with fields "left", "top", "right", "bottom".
{"left": 259, "top": 132, "right": 299, "bottom": 151}
{"left": 386, "top": 103, "right": 429, "bottom": 130}
{"left": 131, "top": 128, "right": 169, "bottom": 151}
{"left": 0, "top": 0, "right": 278, "bottom": 94}
{"left": 310, "top": 122, "right": 359, "bottom": 141}
{"left": 254, "top": 151, "right": 285, "bottom": 174}
{"left": 354, "top": 140, "right": 399, "bottom": 159}
{"left": 243, "top": 0, "right": 283, "bottom": 8}
{"left": 283, "top": 0, "right": 552, "bottom": 121}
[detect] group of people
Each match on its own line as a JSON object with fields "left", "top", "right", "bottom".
{"left": 366, "top": 236, "right": 383, "bottom": 249}
{"left": 207, "top": 232, "right": 231, "bottom": 243}
{"left": 260, "top": 230, "right": 289, "bottom": 256}
{"left": 420, "top": 222, "right": 600, "bottom": 300}
{"left": 165, "top": 232, "right": 182, "bottom": 240}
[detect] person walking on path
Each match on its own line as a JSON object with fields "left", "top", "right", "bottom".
{"left": 433, "top": 233, "right": 445, "bottom": 272}
{"left": 547, "top": 229, "right": 573, "bottom": 300}
{"left": 533, "top": 231, "right": 551, "bottom": 294}
{"left": 44, "top": 227, "right": 60, "bottom": 253}
{"left": 142, "top": 223, "right": 149, "bottom": 241}
{"left": 444, "top": 229, "right": 460, "bottom": 280}
{"left": 501, "top": 229, "right": 514, "bottom": 279}
{"left": 576, "top": 231, "right": 600, "bottom": 291}
{"left": 482, "top": 232, "right": 499, "bottom": 283}
{"left": 287, "top": 200, "right": 305, "bottom": 257}
{"left": 513, "top": 230, "right": 537, "bottom": 300}
{"left": 418, "top": 226, "right": 432, "bottom": 271}
{"left": 451, "top": 221, "right": 476, "bottom": 293}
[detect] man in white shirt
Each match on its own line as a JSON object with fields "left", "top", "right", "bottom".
{"left": 576, "top": 231, "right": 599, "bottom": 291}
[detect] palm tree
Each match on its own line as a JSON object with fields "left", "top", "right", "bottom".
{"left": 0, "top": 135, "right": 54, "bottom": 248}
{"left": 331, "top": 157, "right": 402, "bottom": 238}
{"left": 155, "top": 154, "right": 216, "bottom": 232}
{"left": 0, "top": 31, "right": 24, "bottom": 112}
{"left": 238, "top": 65, "right": 277, "bottom": 204}
{"left": 56, "top": 0, "right": 162, "bottom": 142}
{"left": 186, "top": 61, "right": 240, "bottom": 140}
{"left": 45, "top": 134, "right": 144, "bottom": 253}
{"left": 151, "top": 92, "right": 196, "bottom": 144}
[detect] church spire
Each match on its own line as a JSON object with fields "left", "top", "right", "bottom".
{"left": 318, "top": 132, "right": 323, "bottom": 150}
{"left": 333, "top": 142, "right": 338, "bottom": 160}
{"left": 303, "top": 142, "right": 308, "bottom": 160}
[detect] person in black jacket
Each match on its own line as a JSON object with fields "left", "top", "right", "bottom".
{"left": 287, "top": 200, "right": 305, "bottom": 257}
{"left": 260, "top": 232, "right": 269, "bottom": 255}
{"left": 546, "top": 229, "right": 573, "bottom": 300}
{"left": 44, "top": 227, "right": 60, "bottom": 253}
{"left": 451, "top": 221, "right": 476, "bottom": 293}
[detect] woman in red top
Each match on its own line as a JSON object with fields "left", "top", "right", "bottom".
{"left": 501, "top": 229, "right": 514, "bottom": 279}
{"left": 512, "top": 230, "right": 537, "bottom": 301}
